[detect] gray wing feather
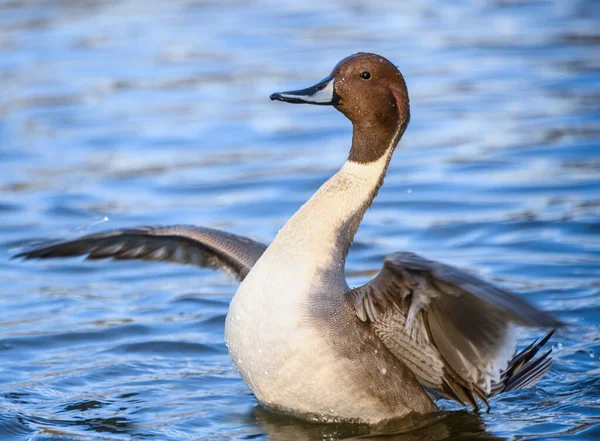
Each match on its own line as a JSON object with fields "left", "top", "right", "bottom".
{"left": 15, "top": 225, "right": 267, "bottom": 280}
{"left": 391, "top": 252, "right": 559, "bottom": 327}
{"left": 348, "top": 251, "right": 561, "bottom": 408}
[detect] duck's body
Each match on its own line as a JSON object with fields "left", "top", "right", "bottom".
{"left": 16, "top": 53, "right": 561, "bottom": 424}
{"left": 226, "top": 152, "right": 435, "bottom": 422}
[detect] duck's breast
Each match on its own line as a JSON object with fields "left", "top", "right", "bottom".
{"left": 225, "top": 248, "right": 435, "bottom": 423}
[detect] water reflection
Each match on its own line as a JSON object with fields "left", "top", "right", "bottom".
{"left": 253, "top": 407, "right": 505, "bottom": 441}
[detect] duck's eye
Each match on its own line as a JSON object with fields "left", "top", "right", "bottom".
{"left": 360, "top": 71, "right": 371, "bottom": 80}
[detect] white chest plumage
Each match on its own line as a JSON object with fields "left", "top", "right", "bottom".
{"left": 224, "top": 154, "right": 394, "bottom": 421}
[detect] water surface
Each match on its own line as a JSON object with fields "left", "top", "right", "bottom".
{"left": 1, "top": 0, "right": 599, "bottom": 439}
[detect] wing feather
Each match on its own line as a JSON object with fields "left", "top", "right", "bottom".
{"left": 15, "top": 225, "right": 267, "bottom": 281}
{"left": 347, "top": 251, "right": 561, "bottom": 408}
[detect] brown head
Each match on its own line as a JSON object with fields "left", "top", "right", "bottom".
{"left": 270, "top": 53, "right": 410, "bottom": 163}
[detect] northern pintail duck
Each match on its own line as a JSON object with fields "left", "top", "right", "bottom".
{"left": 17, "top": 53, "right": 560, "bottom": 424}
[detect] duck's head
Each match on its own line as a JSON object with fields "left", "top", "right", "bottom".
{"left": 270, "top": 53, "right": 410, "bottom": 162}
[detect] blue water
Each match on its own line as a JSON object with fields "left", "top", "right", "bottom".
{"left": 1, "top": 0, "right": 599, "bottom": 439}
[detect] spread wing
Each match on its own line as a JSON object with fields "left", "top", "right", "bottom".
{"left": 15, "top": 225, "right": 267, "bottom": 281}
{"left": 347, "top": 251, "right": 561, "bottom": 409}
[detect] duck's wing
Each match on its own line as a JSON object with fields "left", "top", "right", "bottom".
{"left": 347, "top": 251, "right": 561, "bottom": 409}
{"left": 15, "top": 225, "right": 267, "bottom": 281}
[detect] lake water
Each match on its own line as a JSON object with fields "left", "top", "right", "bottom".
{"left": 1, "top": 0, "right": 599, "bottom": 440}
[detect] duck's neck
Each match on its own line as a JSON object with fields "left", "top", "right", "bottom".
{"left": 272, "top": 124, "right": 405, "bottom": 275}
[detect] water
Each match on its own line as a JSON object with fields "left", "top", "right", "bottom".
{"left": 0, "top": 0, "right": 599, "bottom": 439}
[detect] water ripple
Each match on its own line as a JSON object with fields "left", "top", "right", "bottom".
{"left": 1, "top": 0, "right": 599, "bottom": 440}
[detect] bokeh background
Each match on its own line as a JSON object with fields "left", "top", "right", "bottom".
{"left": 1, "top": 0, "right": 599, "bottom": 440}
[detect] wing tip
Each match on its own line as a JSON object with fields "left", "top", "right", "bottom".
{"left": 12, "top": 241, "right": 86, "bottom": 261}
{"left": 13, "top": 246, "right": 55, "bottom": 260}
{"left": 491, "top": 329, "right": 558, "bottom": 397}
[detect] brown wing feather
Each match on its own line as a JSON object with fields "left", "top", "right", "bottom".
{"left": 347, "top": 251, "right": 561, "bottom": 409}
{"left": 14, "top": 225, "right": 267, "bottom": 281}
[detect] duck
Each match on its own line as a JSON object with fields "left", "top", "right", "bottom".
{"left": 16, "top": 53, "right": 560, "bottom": 425}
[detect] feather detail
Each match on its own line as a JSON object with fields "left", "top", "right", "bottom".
{"left": 347, "top": 251, "right": 561, "bottom": 409}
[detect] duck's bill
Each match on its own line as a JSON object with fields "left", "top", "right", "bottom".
{"left": 270, "top": 76, "right": 338, "bottom": 105}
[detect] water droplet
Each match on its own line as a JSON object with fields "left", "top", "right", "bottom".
{"left": 380, "top": 368, "right": 387, "bottom": 375}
